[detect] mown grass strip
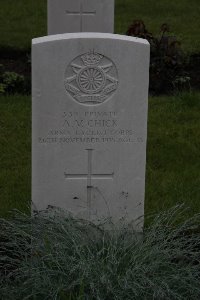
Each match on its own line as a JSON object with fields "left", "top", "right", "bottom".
{"left": 0, "top": 93, "right": 199, "bottom": 218}
{"left": 0, "top": 0, "right": 199, "bottom": 52}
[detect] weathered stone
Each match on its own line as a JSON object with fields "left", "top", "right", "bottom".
{"left": 32, "top": 33, "right": 150, "bottom": 230}
{"left": 48, "top": 0, "right": 114, "bottom": 35}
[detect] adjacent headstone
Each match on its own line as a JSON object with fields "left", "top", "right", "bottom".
{"left": 48, "top": 0, "right": 114, "bottom": 35}
{"left": 32, "top": 33, "right": 150, "bottom": 230}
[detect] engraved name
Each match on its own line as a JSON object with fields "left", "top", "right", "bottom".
{"left": 63, "top": 119, "right": 118, "bottom": 128}
{"left": 37, "top": 110, "right": 144, "bottom": 145}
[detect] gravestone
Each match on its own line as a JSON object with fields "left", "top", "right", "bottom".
{"left": 48, "top": 0, "right": 114, "bottom": 35}
{"left": 32, "top": 33, "right": 150, "bottom": 230}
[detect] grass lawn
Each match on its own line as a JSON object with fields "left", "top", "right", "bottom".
{"left": 0, "top": 95, "right": 31, "bottom": 217}
{"left": 0, "top": 0, "right": 199, "bottom": 53}
{"left": 115, "top": 0, "right": 200, "bottom": 53}
{"left": 0, "top": 93, "right": 199, "bottom": 219}
{"left": 146, "top": 92, "right": 200, "bottom": 218}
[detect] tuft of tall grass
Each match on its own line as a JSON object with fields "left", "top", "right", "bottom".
{"left": 0, "top": 205, "right": 200, "bottom": 300}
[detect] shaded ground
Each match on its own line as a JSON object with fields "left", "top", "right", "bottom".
{"left": 0, "top": 48, "right": 31, "bottom": 94}
{"left": 0, "top": 48, "right": 30, "bottom": 81}
{"left": 0, "top": 48, "right": 30, "bottom": 77}
{"left": 185, "top": 53, "right": 200, "bottom": 90}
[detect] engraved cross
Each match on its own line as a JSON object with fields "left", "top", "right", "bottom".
{"left": 65, "top": 1, "right": 96, "bottom": 32}
{"left": 64, "top": 149, "right": 114, "bottom": 219}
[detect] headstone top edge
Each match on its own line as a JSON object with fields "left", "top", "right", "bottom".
{"left": 32, "top": 33, "right": 149, "bottom": 46}
{"left": 47, "top": 0, "right": 115, "bottom": 4}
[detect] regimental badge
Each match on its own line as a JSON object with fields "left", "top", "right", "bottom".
{"left": 64, "top": 51, "right": 119, "bottom": 105}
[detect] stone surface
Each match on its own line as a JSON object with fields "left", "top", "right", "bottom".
{"left": 48, "top": 0, "right": 114, "bottom": 35}
{"left": 32, "top": 33, "right": 150, "bottom": 230}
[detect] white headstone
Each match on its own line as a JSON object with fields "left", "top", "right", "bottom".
{"left": 32, "top": 33, "right": 150, "bottom": 230}
{"left": 48, "top": 0, "right": 114, "bottom": 35}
